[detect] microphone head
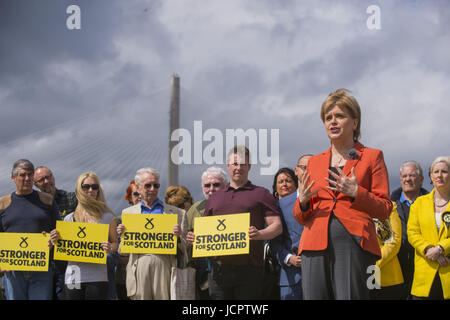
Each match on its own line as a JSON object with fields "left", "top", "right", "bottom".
{"left": 348, "top": 148, "right": 358, "bottom": 160}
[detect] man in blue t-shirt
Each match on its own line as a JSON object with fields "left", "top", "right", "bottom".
{"left": 0, "top": 159, "right": 60, "bottom": 300}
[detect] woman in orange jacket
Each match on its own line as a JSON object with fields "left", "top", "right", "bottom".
{"left": 293, "top": 89, "right": 392, "bottom": 299}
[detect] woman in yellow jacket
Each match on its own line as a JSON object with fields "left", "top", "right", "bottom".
{"left": 370, "top": 202, "right": 404, "bottom": 299}
{"left": 407, "top": 156, "right": 450, "bottom": 300}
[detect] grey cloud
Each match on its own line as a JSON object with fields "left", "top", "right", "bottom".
{"left": 0, "top": 1, "right": 449, "bottom": 212}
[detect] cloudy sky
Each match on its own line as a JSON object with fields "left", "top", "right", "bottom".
{"left": 1, "top": 0, "right": 449, "bottom": 214}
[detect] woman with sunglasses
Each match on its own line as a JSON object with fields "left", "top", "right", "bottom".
{"left": 50, "top": 172, "right": 118, "bottom": 300}
{"left": 115, "top": 179, "right": 141, "bottom": 300}
{"left": 125, "top": 179, "right": 141, "bottom": 206}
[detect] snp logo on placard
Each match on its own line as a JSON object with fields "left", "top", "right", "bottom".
{"left": 145, "top": 218, "right": 155, "bottom": 230}
{"left": 19, "top": 237, "right": 29, "bottom": 248}
{"left": 77, "top": 227, "right": 87, "bottom": 239}
{"left": 216, "top": 219, "right": 227, "bottom": 232}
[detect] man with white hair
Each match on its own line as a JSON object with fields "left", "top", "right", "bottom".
{"left": 116, "top": 167, "right": 187, "bottom": 300}
{"left": 186, "top": 166, "right": 228, "bottom": 232}
{"left": 185, "top": 166, "right": 228, "bottom": 299}
{"left": 390, "top": 160, "right": 429, "bottom": 299}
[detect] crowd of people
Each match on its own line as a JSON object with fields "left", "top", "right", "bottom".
{"left": 0, "top": 89, "right": 449, "bottom": 300}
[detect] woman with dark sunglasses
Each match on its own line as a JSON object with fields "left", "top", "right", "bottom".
{"left": 50, "top": 172, "right": 118, "bottom": 300}
{"left": 124, "top": 179, "right": 141, "bottom": 206}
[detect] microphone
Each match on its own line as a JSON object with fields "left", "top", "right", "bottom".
{"left": 348, "top": 148, "right": 358, "bottom": 160}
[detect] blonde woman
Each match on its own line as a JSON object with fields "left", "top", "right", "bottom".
{"left": 408, "top": 156, "right": 450, "bottom": 300}
{"left": 51, "top": 172, "right": 118, "bottom": 300}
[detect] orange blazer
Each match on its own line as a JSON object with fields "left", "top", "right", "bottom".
{"left": 293, "top": 142, "right": 392, "bottom": 258}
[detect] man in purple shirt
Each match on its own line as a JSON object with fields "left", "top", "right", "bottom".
{"left": 188, "top": 145, "right": 282, "bottom": 299}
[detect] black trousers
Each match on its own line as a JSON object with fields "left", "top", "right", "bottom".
{"left": 369, "top": 283, "right": 405, "bottom": 300}
{"left": 412, "top": 273, "right": 445, "bottom": 300}
{"left": 208, "top": 262, "right": 264, "bottom": 300}
{"left": 64, "top": 281, "right": 109, "bottom": 300}
{"left": 301, "top": 214, "right": 377, "bottom": 300}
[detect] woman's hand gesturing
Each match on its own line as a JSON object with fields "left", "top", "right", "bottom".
{"left": 298, "top": 172, "right": 318, "bottom": 211}
{"left": 326, "top": 167, "right": 358, "bottom": 198}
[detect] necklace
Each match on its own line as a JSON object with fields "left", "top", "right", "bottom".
{"left": 434, "top": 195, "right": 449, "bottom": 208}
{"left": 332, "top": 155, "right": 346, "bottom": 167}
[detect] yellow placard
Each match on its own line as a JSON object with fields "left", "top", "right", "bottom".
{"left": 0, "top": 232, "right": 50, "bottom": 272}
{"left": 120, "top": 214, "right": 178, "bottom": 255}
{"left": 54, "top": 221, "right": 109, "bottom": 264}
{"left": 193, "top": 213, "right": 250, "bottom": 258}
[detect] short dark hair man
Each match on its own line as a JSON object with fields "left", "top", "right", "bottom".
{"left": 390, "top": 160, "right": 429, "bottom": 299}
{"left": 188, "top": 145, "right": 282, "bottom": 299}
{"left": 0, "top": 159, "right": 60, "bottom": 300}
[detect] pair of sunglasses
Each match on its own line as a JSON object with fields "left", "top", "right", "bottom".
{"left": 81, "top": 184, "right": 99, "bottom": 191}
{"left": 132, "top": 192, "right": 140, "bottom": 197}
{"left": 144, "top": 183, "right": 160, "bottom": 189}
{"left": 204, "top": 182, "right": 221, "bottom": 188}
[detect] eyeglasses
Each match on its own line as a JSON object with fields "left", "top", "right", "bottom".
{"left": 204, "top": 183, "right": 222, "bottom": 188}
{"left": 35, "top": 175, "right": 52, "bottom": 184}
{"left": 230, "top": 162, "right": 249, "bottom": 167}
{"left": 297, "top": 165, "right": 307, "bottom": 170}
{"left": 81, "top": 184, "right": 99, "bottom": 191}
{"left": 143, "top": 183, "right": 160, "bottom": 189}
{"left": 132, "top": 192, "right": 140, "bottom": 197}
{"left": 401, "top": 174, "right": 418, "bottom": 180}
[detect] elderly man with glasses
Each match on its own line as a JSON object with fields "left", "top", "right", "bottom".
{"left": 184, "top": 166, "right": 228, "bottom": 299}
{"left": 390, "top": 160, "right": 429, "bottom": 299}
{"left": 116, "top": 167, "right": 187, "bottom": 300}
{"left": 186, "top": 167, "right": 228, "bottom": 232}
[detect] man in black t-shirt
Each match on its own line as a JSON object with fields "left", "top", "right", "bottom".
{"left": 0, "top": 159, "right": 60, "bottom": 300}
